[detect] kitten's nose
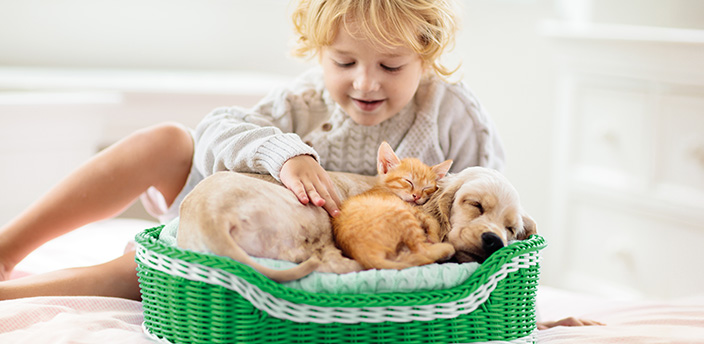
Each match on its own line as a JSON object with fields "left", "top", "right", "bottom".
{"left": 413, "top": 194, "right": 420, "bottom": 200}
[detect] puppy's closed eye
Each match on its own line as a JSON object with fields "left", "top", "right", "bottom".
{"left": 463, "top": 199, "right": 484, "bottom": 215}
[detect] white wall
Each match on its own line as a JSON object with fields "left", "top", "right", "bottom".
{"left": 0, "top": 0, "right": 313, "bottom": 74}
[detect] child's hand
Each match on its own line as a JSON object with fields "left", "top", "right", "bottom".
{"left": 279, "top": 155, "right": 342, "bottom": 217}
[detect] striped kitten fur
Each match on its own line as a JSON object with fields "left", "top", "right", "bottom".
{"left": 333, "top": 142, "right": 455, "bottom": 270}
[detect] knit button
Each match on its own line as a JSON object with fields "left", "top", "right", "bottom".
{"left": 321, "top": 122, "right": 333, "bottom": 131}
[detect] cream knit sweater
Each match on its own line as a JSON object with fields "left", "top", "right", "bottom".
{"left": 193, "top": 68, "right": 505, "bottom": 180}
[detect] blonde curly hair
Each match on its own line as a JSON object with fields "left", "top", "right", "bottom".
{"left": 291, "top": 0, "right": 460, "bottom": 77}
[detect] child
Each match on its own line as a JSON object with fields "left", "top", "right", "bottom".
{"left": 0, "top": 0, "right": 503, "bottom": 300}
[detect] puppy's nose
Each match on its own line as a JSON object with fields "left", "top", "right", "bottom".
{"left": 481, "top": 232, "right": 504, "bottom": 257}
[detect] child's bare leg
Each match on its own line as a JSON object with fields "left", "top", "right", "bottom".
{"left": 0, "top": 122, "right": 193, "bottom": 283}
{"left": 0, "top": 251, "right": 141, "bottom": 301}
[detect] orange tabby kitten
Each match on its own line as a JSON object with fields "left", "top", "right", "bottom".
{"left": 332, "top": 142, "right": 455, "bottom": 270}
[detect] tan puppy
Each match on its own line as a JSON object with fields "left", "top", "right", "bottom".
{"left": 177, "top": 167, "right": 537, "bottom": 282}
{"left": 177, "top": 172, "right": 375, "bottom": 282}
{"left": 423, "top": 167, "right": 537, "bottom": 263}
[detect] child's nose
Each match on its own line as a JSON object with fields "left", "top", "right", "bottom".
{"left": 352, "top": 69, "right": 380, "bottom": 93}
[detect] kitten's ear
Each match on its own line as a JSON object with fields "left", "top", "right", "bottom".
{"left": 431, "top": 160, "right": 453, "bottom": 180}
{"left": 377, "top": 141, "right": 401, "bottom": 175}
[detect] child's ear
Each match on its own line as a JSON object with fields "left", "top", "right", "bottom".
{"left": 377, "top": 141, "right": 401, "bottom": 175}
{"left": 431, "top": 160, "right": 453, "bottom": 180}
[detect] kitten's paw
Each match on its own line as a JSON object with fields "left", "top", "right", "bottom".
{"left": 430, "top": 243, "right": 455, "bottom": 262}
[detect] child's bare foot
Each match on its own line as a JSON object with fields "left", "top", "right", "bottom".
{"left": 538, "top": 317, "right": 606, "bottom": 330}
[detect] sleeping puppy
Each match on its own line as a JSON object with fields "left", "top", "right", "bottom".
{"left": 177, "top": 171, "right": 375, "bottom": 282}
{"left": 176, "top": 167, "right": 536, "bottom": 282}
{"left": 423, "top": 167, "right": 537, "bottom": 263}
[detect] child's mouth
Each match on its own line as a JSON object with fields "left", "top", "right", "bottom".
{"left": 353, "top": 98, "right": 384, "bottom": 112}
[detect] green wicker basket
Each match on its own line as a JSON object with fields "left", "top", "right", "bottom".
{"left": 135, "top": 225, "right": 546, "bottom": 344}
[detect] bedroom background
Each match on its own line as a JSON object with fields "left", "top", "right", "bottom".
{"left": 0, "top": 0, "right": 702, "bottom": 300}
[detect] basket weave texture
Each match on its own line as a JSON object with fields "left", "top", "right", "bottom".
{"left": 135, "top": 225, "right": 546, "bottom": 344}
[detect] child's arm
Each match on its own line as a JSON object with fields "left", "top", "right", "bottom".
{"left": 280, "top": 155, "right": 341, "bottom": 217}
{"left": 194, "top": 105, "right": 319, "bottom": 177}
{"left": 193, "top": 70, "right": 337, "bottom": 214}
{"left": 195, "top": 108, "right": 340, "bottom": 216}
{"left": 193, "top": 70, "right": 328, "bottom": 177}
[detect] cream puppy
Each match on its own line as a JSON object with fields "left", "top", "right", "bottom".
{"left": 423, "top": 167, "right": 537, "bottom": 263}
{"left": 177, "top": 172, "right": 375, "bottom": 282}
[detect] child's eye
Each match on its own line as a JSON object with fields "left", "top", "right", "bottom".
{"left": 335, "top": 60, "right": 355, "bottom": 68}
{"left": 382, "top": 64, "right": 402, "bottom": 72}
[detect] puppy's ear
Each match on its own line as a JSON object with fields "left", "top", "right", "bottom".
{"left": 424, "top": 175, "right": 462, "bottom": 239}
{"left": 518, "top": 214, "right": 538, "bottom": 240}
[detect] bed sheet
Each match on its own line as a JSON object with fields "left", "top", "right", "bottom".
{"left": 537, "top": 286, "right": 704, "bottom": 343}
{"left": 0, "top": 296, "right": 151, "bottom": 344}
{"left": 2, "top": 219, "right": 703, "bottom": 343}
{"left": 10, "top": 218, "right": 157, "bottom": 278}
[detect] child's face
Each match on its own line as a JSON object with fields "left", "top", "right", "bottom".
{"left": 320, "top": 23, "right": 425, "bottom": 127}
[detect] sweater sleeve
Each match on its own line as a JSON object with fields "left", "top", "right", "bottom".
{"left": 436, "top": 81, "right": 506, "bottom": 173}
{"left": 193, "top": 72, "right": 327, "bottom": 181}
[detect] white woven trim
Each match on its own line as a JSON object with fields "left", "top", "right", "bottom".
{"left": 136, "top": 244, "right": 539, "bottom": 324}
{"left": 141, "top": 323, "right": 173, "bottom": 344}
